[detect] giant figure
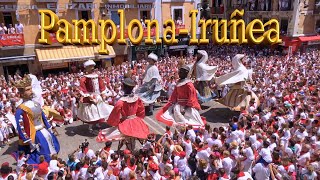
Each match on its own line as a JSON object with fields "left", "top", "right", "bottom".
{"left": 77, "top": 60, "right": 114, "bottom": 131}
{"left": 135, "top": 53, "right": 163, "bottom": 115}
{"left": 214, "top": 54, "right": 260, "bottom": 111}
{"left": 97, "top": 78, "right": 150, "bottom": 151}
{"left": 156, "top": 65, "right": 206, "bottom": 129}
{"left": 14, "top": 75, "right": 60, "bottom": 165}
{"left": 191, "top": 50, "right": 218, "bottom": 103}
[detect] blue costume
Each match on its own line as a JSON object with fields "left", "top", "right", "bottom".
{"left": 15, "top": 100, "right": 60, "bottom": 165}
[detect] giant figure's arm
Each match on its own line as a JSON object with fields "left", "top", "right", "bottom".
{"left": 41, "top": 111, "right": 52, "bottom": 130}
{"left": 15, "top": 109, "right": 31, "bottom": 143}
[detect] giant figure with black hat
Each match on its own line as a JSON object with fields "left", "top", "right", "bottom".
{"left": 135, "top": 52, "right": 163, "bottom": 115}
{"left": 96, "top": 77, "right": 150, "bottom": 151}
{"left": 156, "top": 65, "right": 206, "bottom": 129}
{"left": 77, "top": 60, "right": 114, "bottom": 132}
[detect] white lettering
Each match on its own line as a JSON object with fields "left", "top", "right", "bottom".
{"left": 47, "top": 3, "right": 56, "bottom": 9}
{"left": 78, "top": 3, "right": 86, "bottom": 9}
{"left": 86, "top": 3, "right": 93, "bottom": 9}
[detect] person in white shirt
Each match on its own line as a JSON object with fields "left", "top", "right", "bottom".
{"left": 268, "top": 135, "right": 277, "bottom": 153}
{"left": 49, "top": 154, "right": 64, "bottom": 173}
{"left": 186, "top": 126, "right": 197, "bottom": 143}
{"left": 206, "top": 132, "right": 222, "bottom": 148}
{"left": 252, "top": 162, "right": 270, "bottom": 180}
{"left": 257, "top": 140, "right": 272, "bottom": 164}
{"left": 77, "top": 143, "right": 96, "bottom": 160}
{"left": 148, "top": 162, "right": 162, "bottom": 180}
{"left": 222, "top": 150, "right": 234, "bottom": 178}
{"left": 16, "top": 151, "right": 28, "bottom": 173}
{"left": 15, "top": 21, "right": 24, "bottom": 34}
{"left": 0, "top": 23, "right": 7, "bottom": 34}
{"left": 93, "top": 162, "right": 108, "bottom": 180}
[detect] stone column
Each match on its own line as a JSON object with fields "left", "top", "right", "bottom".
{"left": 290, "top": 0, "right": 301, "bottom": 36}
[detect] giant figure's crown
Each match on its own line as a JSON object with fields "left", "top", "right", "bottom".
{"left": 14, "top": 75, "right": 32, "bottom": 89}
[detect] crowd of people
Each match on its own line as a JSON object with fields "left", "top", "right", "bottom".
{"left": 0, "top": 45, "right": 320, "bottom": 180}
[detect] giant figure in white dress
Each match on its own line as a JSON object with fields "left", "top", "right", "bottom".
{"left": 214, "top": 54, "right": 260, "bottom": 111}
{"left": 135, "top": 53, "right": 163, "bottom": 115}
{"left": 77, "top": 60, "right": 114, "bottom": 131}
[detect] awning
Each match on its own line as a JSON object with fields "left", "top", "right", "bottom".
{"left": 36, "top": 45, "right": 115, "bottom": 62}
{"left": 298, "top": 35, "right": 320, "bottom": 42}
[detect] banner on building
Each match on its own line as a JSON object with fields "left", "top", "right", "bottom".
{"left": 0, "top": 34, "right": 25, "bottom": 47}
{"left": 42, "top": 62, "right": 69, "bottom": 70}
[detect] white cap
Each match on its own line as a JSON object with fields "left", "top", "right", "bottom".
{"left": 83, "top": 59, "right": 96, "bottom": 68}
{"left": 148, "top": 52, "right": 158, "bottom": 61}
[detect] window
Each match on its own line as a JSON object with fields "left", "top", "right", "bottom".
{"left": 111, "top": 11, "right": 120, "bottom": 25}
{"left": 279, "top": 0, "right": 292, "bottom": 11}
{"left": 79, "top": 10, "right": 91, "bottom": 20}
{"left": 172, "top": 7, "right": 183, "bottom": 25}
{"left": 280, "top": 19, "right": 288, "bottom": 35}
{"left": 315, "top": 0, "right": 320, "bottom": 14}
{"left": 316, "top": 20, "right": 320, "bottom": 34}
{"left": 139, "top": 10, "right": 151, "bottom": 21}
{"left": 2, "top": 12, "right": 14, "bottom": 28}
{"left": 250, "top": 0, "right": 272, "bottom": 11}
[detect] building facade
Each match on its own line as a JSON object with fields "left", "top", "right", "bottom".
{"left": 207, "top": 0, "right": 320, "bottom": 52}
{"left": 0, "top": 0, "right": 158, "bottom": 77}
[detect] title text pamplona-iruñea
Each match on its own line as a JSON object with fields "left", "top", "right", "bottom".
{"left": 38, "top": 9, "right": 282, "bottom": 55}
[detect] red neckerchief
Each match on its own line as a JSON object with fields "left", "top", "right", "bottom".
{"left": 237, "top": 172, "right": 245, "bottom": 177}
{"left": 19, "top": 156, "right": 24, "bottom": 160}
{"left": 166, "top": 131, "right": 171, "bottom": 135}
{"left": 163, "top": 175, "right": 170, "bottom": 178}
{"left": 184, "top": 139, "right": 190, "bottom": 144}
{"left": 284, "top": 163, "right": 292, "bottom": 172}
{"left": 222, "top": 173, "right": 229, "bottom": 179}
{"left": 128, "top": 165, "right": 136, "bottom": 171}
{"left": 197, "top": 146, "right": 208, "bottom": 152}
{"left": 75, "top": 170, "right": 80, "bottom": 174}
{"left": 103, "top": 147, "right": 111, "bottom": 153}
{"left": 240, "top": 128, "right": 245, "bottom": 132}
{"left": 83, "top": 164, "right": 89, "bottom": 168}
{"left": 84, "top": 147, "right": 89, "bottom": 154}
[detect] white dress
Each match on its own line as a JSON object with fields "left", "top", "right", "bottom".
{"left": 77, "top": 74, "right": 114, "bottom": 123}
{"left": 135, "top": 65, "right": 163, "bottom": 104}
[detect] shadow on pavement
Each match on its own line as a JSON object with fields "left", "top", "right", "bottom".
{"left": 201, "top": 107, "right": 240, "bottom": 124}
{"left": 1, "top": 140, "right": 18, "bottom": 156}
{"left": 65, "top": 124, "right": 107, "bottom": 138}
